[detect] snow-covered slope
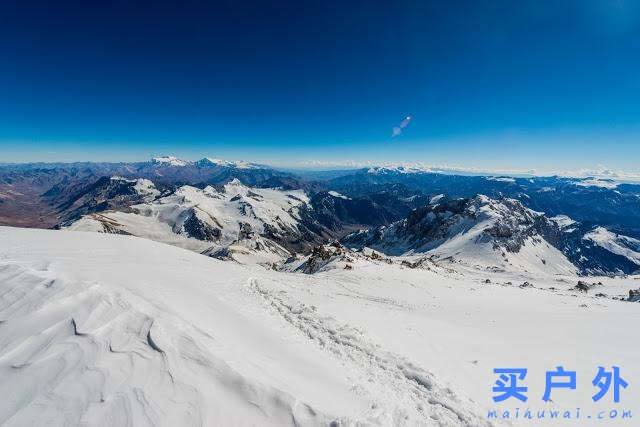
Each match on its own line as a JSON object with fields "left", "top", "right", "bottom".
{"left": 583, "top": 227, "right": 640, "bottom": 266}
{"left": 1, "top": 226, "right": 639, "bottom": 426}
{"left": 343, "top": 195, "right": 577, "bottom": 275}
{"left": 65, "top": 179, "right": 310, "bottom": 264}
{"left": 0, "top": 227, "right": 493, "bottom": 426}
{"left": 0, "top": 228, "right": 345, "bottom": 426}
{"left": 110, "top": 176, "right": 160, "bottom": 200}
{"left": 341, "top": 194, "right": 640, "bottom": 275}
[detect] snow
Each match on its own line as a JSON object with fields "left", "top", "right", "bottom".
{"left": 583, "top": 227, "right": 640, "bottom": 266}
{"left": 429, "top": 223, "right": 576, "bottom": 276}
{"left": 486, "top": 177, "right": 515, "bottom": 183}
{"left": 573, "top": 179, "right": 619, "bottom": 189}
{"left": 149, "top": 157, "right": 264, "bottom": 169}
{"left": 1, "top": 226, "right": 639, "bottom": 426}
{"left": 350, "top": 195, "right": 578, "bottom": 275}
{"left": 0, "top": 228, "right": 356, "bottom": 426}
{"left": 429, "top": 194, "right": 444, "bottom": 204}
{"left": 65, "top": 180, "right": 309, "bottom": 263}
{"left": 366, "top": 165, "right": 428, "bottom": 174}
{"left": 196, "top": 157, "right": 263, "bottom": 169}
{"left": 549, "top": 214, "right": 577, "bottom": 229}
{"left": 327, "top": 191, "right": 350, "bottom": 200}
{"left": 133, "top": 178, "right": 160, "bottom": 199}
{"left": 111, "top": 176, "right": 160, "bottom": 200}
{"left": 151, "top": 156, "right": 190, "bottom": 167}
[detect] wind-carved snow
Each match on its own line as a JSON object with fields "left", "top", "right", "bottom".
{"left": 0, "top": 229, "right": 345, "bottom": 426}
{"left": 65, "top": 179, "right": 309, "bottom": 264}
{"left": 1, "top": 227, "right": 640, "bottom": 426}
{"left": 583, "top": 227, "right": 640, "bottom": 266}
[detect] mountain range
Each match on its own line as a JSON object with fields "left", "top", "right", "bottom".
{"left": 1, "top": 156, "right": 639, "bottom": 275}
{"left": 2, "top": 157, "right": 640, "bottom": 426}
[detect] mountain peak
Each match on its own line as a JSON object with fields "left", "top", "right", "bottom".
{"left": 195, "top": 157, "right": 265, "bottom": 169}
{"left": 195, "top": 157, "right": 227, "bottom": 167}
{"left": 151, "top": 156, "right": 190, "bottom": 167}
{"left": 226, "top": 177, "right": 244, "bottom": 187}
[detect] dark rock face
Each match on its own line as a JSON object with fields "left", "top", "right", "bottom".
{"left": 628, "top": 289, "right": 640, "bottom": 302}
{"left": 183, "top": 210, "right": 221, "bottom": 241}
{"left": 484, "top": 199, "right": 543, "bottom": 252}
{"left": 574, "top": 281, "right": 604, "bottom": 292}
{"left": 238, "top": 222, "right": 255, "bottom": 240}
{"left": 297, "top": 245, "right": 341, "bottom": 274}
{"left": 576, "top": 281, "right": 590, "bottom": 292}
{"left": 204, "top": 246, "right": 233, "bottom": 261}
{"left": 51, "top": 177, "right": 155, "bottom": 227}
{"left": 255, "top": 190, "right": 417, "bottom": 256}
{"left": 308, "top": 191, "right": 399, "bottom": 232}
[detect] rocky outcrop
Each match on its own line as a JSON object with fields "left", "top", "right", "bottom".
{"left": 183, "top": 210, "right": 221, "bottom": 241}
{"left": 342, "top": 195, "right": 640, "bottom": 275}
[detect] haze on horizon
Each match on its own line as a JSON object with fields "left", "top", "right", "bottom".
{"left": 1, "top": 1, "right": 639, "bottom": 173}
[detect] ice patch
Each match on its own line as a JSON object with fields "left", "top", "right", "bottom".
{"left": 550, "top": 215, "right": 577, "bottom": 228}
{"left": 429, "top": 194, "right": 444, "bottom": 204}
{"left": 328, "top": 191, "right": 351, "bottom": 200}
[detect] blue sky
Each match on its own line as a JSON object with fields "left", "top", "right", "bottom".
{"left": 1, "top": 1, "right": 639, "bottom": 172}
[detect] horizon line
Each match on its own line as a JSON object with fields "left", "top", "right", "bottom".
{"left": 2, "top": 156, "right": 640, "bottom": 183}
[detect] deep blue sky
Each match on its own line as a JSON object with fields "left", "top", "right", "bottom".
{"left": 1, "top": 1, "right": 639, "bottom": 172}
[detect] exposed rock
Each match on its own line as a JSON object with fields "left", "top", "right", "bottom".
{"left": 311, "top": 245, "right": 334, "bottom": 260}
{"left": 341, "top": 194, "right": 640, "bottom": 275}
{"left": 574, "top": 280, "right": 604, "bottom": 292}
{"left": 183, "top": 210, "right": 221, "bottom": 241}
{"left": 575, "top": 280, "right": 590, "bottom": 292}
{"left": 238, "top": 222, "right": 255, "bottom": 240}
